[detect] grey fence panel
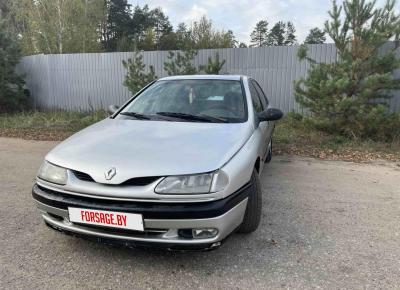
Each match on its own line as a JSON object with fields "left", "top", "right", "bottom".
{"left": 16, "top": 44, "right": 400, "bottom": 113}
{"left": 389, "top": 47, "right": 400, "bottom": 113}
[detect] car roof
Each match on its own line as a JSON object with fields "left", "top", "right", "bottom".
{"left": 158, "top": 75, "right": 244, "bottom": 81}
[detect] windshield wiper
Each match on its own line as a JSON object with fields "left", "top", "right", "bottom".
{"left": 199, "top": 114, "right": 229, "bottom": 123}
{"left": 156, "top": 112, "right": 228, "bottom": 123}
{"left": 119, "top": 111, "right": 150, "bottom": 120}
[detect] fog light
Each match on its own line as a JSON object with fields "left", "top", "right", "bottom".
{"left": 192, "top": 228, "right": 218, "bottom": 239}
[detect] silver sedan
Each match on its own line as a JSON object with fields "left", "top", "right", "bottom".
{"left": 32, "top": 75, "right": 283, "bottom": 250}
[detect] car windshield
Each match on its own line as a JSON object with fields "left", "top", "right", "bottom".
{"left": 119, "top": 79, "right": 247, "bottom": 123}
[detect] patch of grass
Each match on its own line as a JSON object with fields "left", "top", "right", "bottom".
{"left": 0, "top": 110, "right": 108, "bottom": 141}
{"left": 274, "top": 113, "right": 400, "bottom": 161}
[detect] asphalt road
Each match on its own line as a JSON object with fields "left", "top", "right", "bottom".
{"left": 1, "top": 137, "right": 399, "bottom": 289}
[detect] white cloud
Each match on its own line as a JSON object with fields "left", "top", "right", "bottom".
{"left": 183, "top": 4, "right": 208, "bottom": 23}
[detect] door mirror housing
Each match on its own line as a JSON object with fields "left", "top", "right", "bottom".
{"left": 258, "top": 108, "right": 283, "bottom": 122}
{"left": 108, "top": 104, "right": 119, "bottom": 115}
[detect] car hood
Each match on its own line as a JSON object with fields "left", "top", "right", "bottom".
{"left": 46, "top": 118, "right": 253, "bottom": 184}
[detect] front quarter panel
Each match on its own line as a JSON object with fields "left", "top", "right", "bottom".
{"left": 219, "top": 128, "right": 262, "bottom": 198}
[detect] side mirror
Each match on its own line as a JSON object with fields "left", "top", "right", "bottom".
{"left": 258, "top": 108, "right": 283, "bottom": 122}
{"left": 108, "top": 104, "right": 119, "bottom": 114}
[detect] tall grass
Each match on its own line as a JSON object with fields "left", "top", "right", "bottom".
{"left": 274, "top": 112, "right": 400, "bottom": 155}
{"left": 0, "top": 110, "right": 108, "bottom": 132}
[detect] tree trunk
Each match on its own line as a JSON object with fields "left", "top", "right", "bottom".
{"left": 56, "top": 0, "right": 63, "bottom": 54}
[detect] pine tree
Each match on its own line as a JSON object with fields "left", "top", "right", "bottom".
{"left": 250, "top": 20, "right": 268, "bottom": 47}
{"left": 150, "top": 7, "right": 173, "bottom": 50}
{"left": 164, "top": 49, "right": 198, "bottom": 75}
{"left": 304, "top": 27, "right": 326, "bottom": 44}
{"left": 284, "top": 21, "right": 297, "bottom": 45}
{"left": 104, "top": 0, "right": 132, "bottom": 51}
{"left": 122, "top": 51, "right": 157, "bottom": 95}
{"left": 295, "top": 0, "right": 400, "bottom": 140}
{"left": 0, "top": 21, "right": 29, "bottom": 112}
{"left": 199, "top": 52, "right": 226, "bottom": 74}
{"left": 175, "top": 22, "right": 192, "bottom": 50}
{"left": 267, "top": 21, "right": 297, "bottom": 46}
{"left": 267, "top": 21, "right": 286, "bottom": 45}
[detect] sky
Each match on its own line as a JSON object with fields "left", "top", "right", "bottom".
{"left": 128, "top": 0, "right": 393, "bottom": 44}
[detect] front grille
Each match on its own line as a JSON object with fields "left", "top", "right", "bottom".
{"left": 72, "top": 170, "right": 94, "bottom": 182}
{"left": 72, "top": 170, "right": 160, "bottom": 186}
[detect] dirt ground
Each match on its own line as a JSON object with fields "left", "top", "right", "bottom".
{"left": 1, "top": 137, "right": 399, "bottom": 289}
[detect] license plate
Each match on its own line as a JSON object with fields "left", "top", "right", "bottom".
{"left": 68, "top": 207, "right": 144, "bottom": 231}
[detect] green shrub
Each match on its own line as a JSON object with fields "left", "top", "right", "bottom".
{"left": 122, "top": 51, "right": 157, "bottom": 95}
{"left": 294, "top": 0, "right": 400, "bottom": 141}
{"left": 285, "top": 112, "right": 303, "bottom": 122}
{"left": 0, "top": 21, "right": 30, "bottom": 112}
{"left": 302, "top": 105, "right": 400, "bottom": 141}
{"left": 164, "top": 49, "right": 198, "bottom": 75}
{"left": 199, "top": 52, "right": 226, "bottom": 74}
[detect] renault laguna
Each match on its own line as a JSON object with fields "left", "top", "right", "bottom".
{"left": 32, "top": 75, "right": 283, "bottom": 250}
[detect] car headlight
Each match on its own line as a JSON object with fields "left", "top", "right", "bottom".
{"left": 37, "top": 160, "right": 68, "bottom": 185}
{"left": 155, "top": 171, "right": 228, "bottom": 194}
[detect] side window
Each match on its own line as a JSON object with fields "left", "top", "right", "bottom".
{"left": 252, "top": 80, "right": 269, "bottom": 108}
{"left": 249, "top": 81, "right": 263, "bottom": 113}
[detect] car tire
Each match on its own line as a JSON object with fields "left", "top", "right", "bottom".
{"left": 237, "top": 168, "right": 262, "bottom": 233}
{"left": 265, "top": 139, "right": 272, "bottom": 163}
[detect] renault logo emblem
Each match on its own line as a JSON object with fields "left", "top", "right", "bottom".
{"left": 105, "top": 167, "right": 116, "bottom": 180}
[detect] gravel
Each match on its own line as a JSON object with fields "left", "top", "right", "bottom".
{"left": 1, "top": 137, "right": 399, "bottom": 289}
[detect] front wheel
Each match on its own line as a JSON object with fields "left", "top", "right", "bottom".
{"left": 265, "top": 139, "right": 272, "bottom": 163}
{"left": 237, "top": 169, "right": 262, "bottom": 233}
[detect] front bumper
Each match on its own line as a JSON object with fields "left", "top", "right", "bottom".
{"left": 32, "top": 184, "right": 249, "bottom": 249}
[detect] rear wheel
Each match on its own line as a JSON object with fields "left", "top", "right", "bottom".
{"left": 237, "top": 169, "right": 262, "bottom": 233}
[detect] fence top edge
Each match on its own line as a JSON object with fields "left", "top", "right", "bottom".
{"left": 21, "top": 43, "right": 339, "bottom": 59}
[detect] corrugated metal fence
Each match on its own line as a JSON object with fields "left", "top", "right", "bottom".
{"left": 16, "top": 44, "right": 400, "bottom": 113}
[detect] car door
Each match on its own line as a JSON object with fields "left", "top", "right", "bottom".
{"left": 248, "top": 80, "right": 269, "bottom": 165}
